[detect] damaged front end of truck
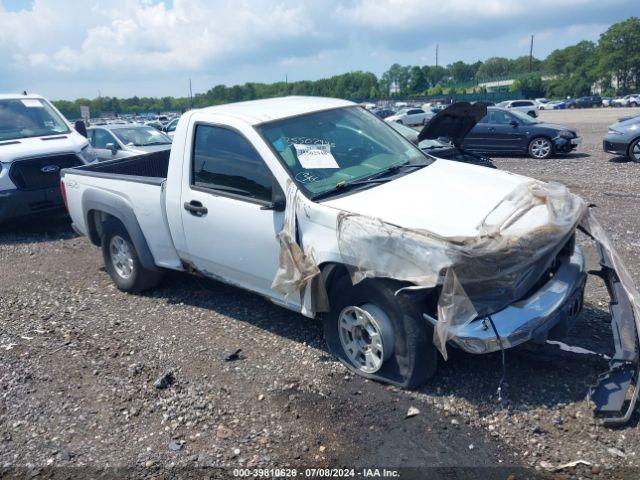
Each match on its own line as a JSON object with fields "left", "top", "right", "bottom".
{"left": 270, "top": 131, "right": 639, "bottom": 428}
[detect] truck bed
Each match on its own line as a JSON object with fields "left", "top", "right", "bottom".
{"left": 67, "top": 150, "right": 170, "bottom": 184}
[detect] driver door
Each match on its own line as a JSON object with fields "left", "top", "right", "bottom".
{"left": 179, "top": 124, "right": 288, "bottom": 303}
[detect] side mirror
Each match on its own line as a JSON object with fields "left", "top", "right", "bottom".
{"left": 260, "top": 180, "right": 286, "bottom": 212}
{"left": 510, "top": 120, "right": 519, "bottom": 128}
{"left": 105, "top": 142, "right": 118, "bottom": 155}
{"left": 74, "top": 120, "right": 88, "bottom": 138}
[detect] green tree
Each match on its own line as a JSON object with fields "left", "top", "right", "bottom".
{"left": 597, "top": 17, "right": 640, "bottom": 92}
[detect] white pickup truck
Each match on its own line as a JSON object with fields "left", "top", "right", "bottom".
{"left": 62, "top": 97, "right": 640, "bottom": 423}
{"left": 0, "top": 93, "right": 96, "bottom": 223}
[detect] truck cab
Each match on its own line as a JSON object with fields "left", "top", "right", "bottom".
{"left": 0, "top": 93, "right": 96, "bottom": 223}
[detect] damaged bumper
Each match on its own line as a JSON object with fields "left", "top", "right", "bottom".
{"left": 425, "top": 245, "right": 587, "bottom": 354}
{"left": 589, "top": 240, "right": 640, "bottom": 425}
{"left": 553, "top": 135, "right": 581, "bottom": 154}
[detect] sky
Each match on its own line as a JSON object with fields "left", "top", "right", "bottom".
{"left": 0, "top": 0, "right": 637, "bottom": 100}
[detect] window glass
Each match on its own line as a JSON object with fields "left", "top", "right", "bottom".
{"left": 258, "top": 106, "right": 429, "bottom": 197}
{"left": 192, "top": 125, "right": 272, "bottom": 202}
{"left": 92, "top": 129, "right": 117, "bottom": 149}
{"left": 488, "top": 110, "right": 513, "bottom": 125}
{"left": 0, "top": 98, "right": 70, "bottom": 141}
{"left": 112, "top": 126, "right": 171, "bottom": 146}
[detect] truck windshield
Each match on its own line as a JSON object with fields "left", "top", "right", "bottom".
{"left": 258, "top": 106, "right": 431, "bottom": 198}
{"left": 112, "top": 126, "right": 172, "bottom": 146}
{"left": 0, "top": 98, "right": 70, "bottom": 141}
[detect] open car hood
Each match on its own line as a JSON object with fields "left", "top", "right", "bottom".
{"left": 418, "top": 102, "right": 487, "bottom": 146}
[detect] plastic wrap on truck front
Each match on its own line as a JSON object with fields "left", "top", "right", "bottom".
{"left": 336, "top": 181, "right": 587, "bottom": 359}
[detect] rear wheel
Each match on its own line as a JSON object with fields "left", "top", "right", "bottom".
{"left": 323, "top": 274, "right": 438, "bottom": 389}
{"left": 101, "top": 218, "right": 163, "bottom": 292}
{"left": 528, "top": 136, "right": 553, "bottom": 159}
{"left": 629, "top": 138, "right": 640, "bottom": 163}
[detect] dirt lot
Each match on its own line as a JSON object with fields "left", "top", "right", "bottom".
{"left": 1, "top": 107, "right": 640, "bottom": 479}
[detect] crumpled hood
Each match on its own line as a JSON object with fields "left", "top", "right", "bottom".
{"left": 0, "top": 132, "right": 88, "bottom": 163}
{"left": 324, "top": 159, "right": 549, "bottom": 239}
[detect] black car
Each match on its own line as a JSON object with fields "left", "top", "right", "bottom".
{"left": 373, "top": 108, "right": 396, "bottom": 119}
{"left": 461, "top": 107, "right": 581, "bottom": 159}
{"left": 565, "top": 95, "right": 602, "bottom": 109}
{"left": 389, "top": 103, "right": 496, "bottom": 168}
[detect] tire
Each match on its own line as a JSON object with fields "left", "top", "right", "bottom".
{"left": 528, "top": 136, "right": 553, "bottom": 159}
{"left": 397, "top": 120, "right": 403, "bottom": 125}
{"left": 629, "top": 138, "right": 640, "bottom": 163}
{"left": 322, "top": 274, "right": 438, "bottom": 389}
{"left": 631, "top": 102, "right": 638, "bottom": 108}
{"left": 101, "top": 218, "right": 163, "bottom": 292}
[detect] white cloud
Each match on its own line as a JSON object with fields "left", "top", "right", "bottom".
{"left": 0, "top": 0, "right": 637, "bottom": 98}
{"left": 2, "top": 0, "right": 329, "bottom": 73}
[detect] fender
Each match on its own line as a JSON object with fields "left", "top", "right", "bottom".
{"left": 81, "top": 188, "right": 159, "bottom": 272}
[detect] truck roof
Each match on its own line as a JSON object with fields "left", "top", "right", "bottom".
{"left": 0, "top": 93, "right": 45, "bottom": 100}
{"left": 198, "top": 96, "right": 355, "bottom": 125}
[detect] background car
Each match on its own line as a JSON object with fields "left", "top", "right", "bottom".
{"left": 87, "top": 124, "right": 172, "bottom": 161}
{"left": 384, "top": 107, "right": 433, "bottom": 126}
{"left": 496, "top": 100, "right": 538, "bottom": 117}
{"left": 539, "top": 100, "right": 567, "bottom": 110}
{"left": 603, "top": 115, "right": 640, "bottom": 162}
{"left": 162, "top": 117, "right": 180, "bottom": 138}
{"left": 602, "top": 97, "right": 613, "bottom": 107}
{"left": 461, "top": 107, "right": 581, "bottom": 159}
{"left": 565, "top": 95, "right": 602, "bottom": 109}
{"left": 387, "top": 114, "right": 496, "bottom": 169}
{"left": 611, "top": 94, "right": 639, "bottom": 107}
{"left": 372, "top": 107, "right": 396, "bottom": 119}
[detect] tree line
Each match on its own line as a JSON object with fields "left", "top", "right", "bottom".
{"left": 54, "top": 17, "right": 640, "bottom": 119}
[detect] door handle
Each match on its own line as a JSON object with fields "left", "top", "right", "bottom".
{"left": 488, "top": 127, "right": 496, "bottom": 132}
{"left": 184, "top": 200, "right": 208, "bottom": 216}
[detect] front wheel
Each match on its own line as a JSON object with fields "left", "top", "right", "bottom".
{"left": 323, "top": 275, "right": 438, "bottom": 388}
{"left": 101, "top": 218, "right": 163, "bottom": 292}
{"left": 629, "top": 138, "right": 640, "bottom": 163}
{"left": 528, "top": 136, "right": 553, "bottom": 159}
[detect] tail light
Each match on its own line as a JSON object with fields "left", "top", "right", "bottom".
{"left": 60, "top": 179, "right": 69, "bottom": 212}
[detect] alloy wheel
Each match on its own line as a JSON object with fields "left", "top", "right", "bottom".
{"left": 109, "top": 235, "right": 134, "bottom": 279}
{"left": 530, "top": 138, "right": 552, "bottom": 159}
{"left": 338, "top": 304, "right": 394, "bottom": 374}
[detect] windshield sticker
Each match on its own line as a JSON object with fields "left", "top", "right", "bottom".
{"left": 286, "top": 137, "right": 335, "bottom": 148}
{"left": 21, "top": 99, "right": 44, "bottom": 108}
{"left": 295, "top": 171, "right": 322, "bottom": 184}
{"left": 293, "top": 143, "right": 339, "bottom": 169}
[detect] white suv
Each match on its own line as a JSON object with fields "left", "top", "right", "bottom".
{"left": 497, "top": 100, "right": 538, "bottom": 118}
{"left": 385, "top": 107, "right": 433, "bottom": 126}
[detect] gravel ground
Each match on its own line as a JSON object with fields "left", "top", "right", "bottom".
{"left": 1, "top": 107, "right": 640, "bottom": 479}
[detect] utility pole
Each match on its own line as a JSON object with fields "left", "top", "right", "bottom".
{"left": 189, "top": 78, "right": 193, "bottom": 108}
{"left": 529, "top": 34, "right": 534, "bottom": 72}
{"left": 435, "top": 44, "right": 439, "bottom": 69}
